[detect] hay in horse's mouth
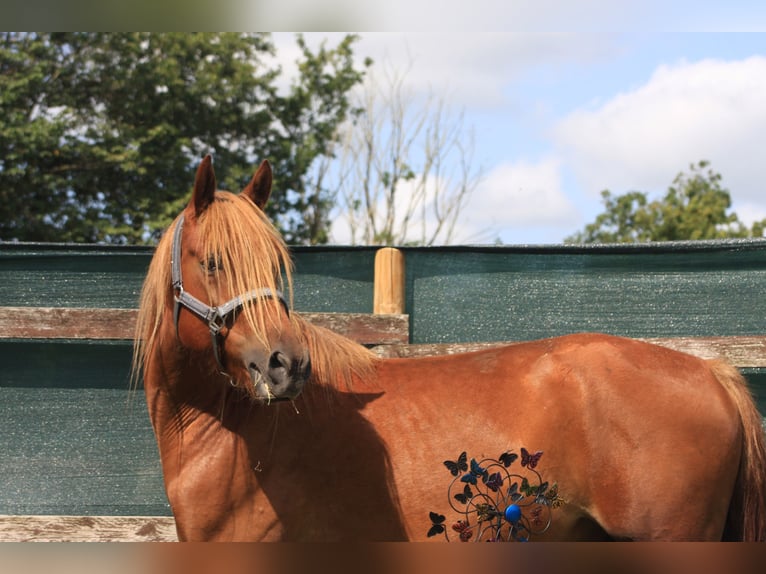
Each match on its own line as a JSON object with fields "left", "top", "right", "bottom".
{"left": 248, "top": 362, "right": 265, "bottom": 386}
{"left": 248, "top": 363, "right": 270, "bottom": 399}
{"left": 248, "top": 363, "right": 290, "bottom": 404}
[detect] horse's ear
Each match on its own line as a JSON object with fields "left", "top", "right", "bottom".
{"left": 192, "top": 155, "right": 217, "bottom": 216}
{"left": 241, "top": 160, "right": 272, "bottom": 209}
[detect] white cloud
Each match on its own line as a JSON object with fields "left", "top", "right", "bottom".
{"left": 253, "top": 1, "right": 663, "bottom": 33}
{"left": 272, "top": 32, "right": 618, "bottom": 110}
{"left": 553, "top": 56, "right": 766, "bottom": 207}
{"left": 374, "top": 0, "right": 659, "bottom": 33}
{"left": 458, "top": 157, "right": 579, "bottom": 243}
{"left": 329, "top": 157, "right": 579, "bottom": 246}
{"left": 738, "top": 202, "right": 766, "bottom": 228}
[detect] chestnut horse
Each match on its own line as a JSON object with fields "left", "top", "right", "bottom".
{"left": 134, "top": 156, "right": 766, "bottom": 541}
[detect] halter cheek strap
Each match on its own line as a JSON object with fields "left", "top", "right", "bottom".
{"left": 170, "top": 214, "right": 288, "bottom": 374}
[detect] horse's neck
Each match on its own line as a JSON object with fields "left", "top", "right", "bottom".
{"left": 142, "top": 346, "right": 278, "bottom": 539}
{"left": 145, "top": 348, "right": 238, "bottom": 429}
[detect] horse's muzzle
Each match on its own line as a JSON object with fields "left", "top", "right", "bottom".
{"left": 248, "top": 347, "right": 311, "bottom": 402}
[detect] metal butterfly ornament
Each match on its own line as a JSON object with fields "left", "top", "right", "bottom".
{"left": 521, "top": 448, "right": 543, "bottom": 469}
{"left": 454, "top": 484, "right": 473, "bottom": 504}
{"left": 427, "top": 512, "right": 446, "bottom": 538}
{"left": 426, "top": 449, "right": 563, "bottom": 541}
{"left": 443, "top": 451, "right": 468, "bottom": 476}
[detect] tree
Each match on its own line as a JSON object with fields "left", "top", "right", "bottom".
{"left": 0, "top": 32, "right": 365, "bottom": 244}
{"left": 566, "top": 161, "right": 766, "bottom": 243}
{"left": 270, "top": 35, "right": 370, "bottom": 245}
{"left": 326, "top": 60, "right": 483, "bottom": 246}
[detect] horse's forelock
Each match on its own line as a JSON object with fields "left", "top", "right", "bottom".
{"left": 192, "top": 192, "right": 294, "bottom": 346}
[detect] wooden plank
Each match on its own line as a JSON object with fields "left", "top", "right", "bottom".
{"left": 301, "top": 312, "right": 409, "bottom": 345}
{"left": 639, "top": 336, "right": 766, "bottom": 367}
{"left": 0, "top": 306, "right": 762, "bottom": 365}
{"left": 0, "top": 307, "right": 410, "bottom": 345}
{"left": 0, "top": 514, "right": 177, "bottom": 542}
{"left": 0, "top": 307, "right": 138, "bottom": 340}
{"left": 373, "top": 335, "right": 766, "bottom": 368}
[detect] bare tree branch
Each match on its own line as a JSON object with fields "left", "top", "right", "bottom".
{"left": 329, "top": 59, "right": 483, "bottom": 246}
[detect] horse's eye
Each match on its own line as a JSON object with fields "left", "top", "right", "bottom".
{"left": 202, "top": 256, "right": 222, "bottom": 274}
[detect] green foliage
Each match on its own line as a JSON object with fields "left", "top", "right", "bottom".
{"left": 269, "top": 34, "right": 368, "bottom": 244}
{"left": 0, "top": 32, "right": 366, "bottom": 244}
{"left": 566, "top": 161, "right": 766, "bottom": 243}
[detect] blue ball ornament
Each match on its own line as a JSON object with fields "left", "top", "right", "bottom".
{"left": 504, "top": 504, "right": 522, "bottom": 523}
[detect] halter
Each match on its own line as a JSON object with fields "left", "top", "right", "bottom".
{"left": 171, "top": 213, "right": 288, "bottom": 375}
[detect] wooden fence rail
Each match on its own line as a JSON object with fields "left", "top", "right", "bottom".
{"left": 3, "top": 307, "right": 764, "bottom": 367}
{"left": 0, "top": 307, "right": 410, "bottom": 346}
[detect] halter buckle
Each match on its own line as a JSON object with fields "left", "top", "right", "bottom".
{"left": 208, "top": 311, "right": 226, "bottom": 336}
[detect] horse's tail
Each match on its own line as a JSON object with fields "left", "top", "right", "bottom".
{"left": 708, "top": 359, "right": 766, "bottom": 541}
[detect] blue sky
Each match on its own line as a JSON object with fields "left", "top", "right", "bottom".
{"left": 272, "top": 23, "right": 766, "bottom": 244}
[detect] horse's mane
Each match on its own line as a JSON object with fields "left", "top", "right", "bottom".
{"left": 131, "top": 217, "right": 173, "bottom": 389}
{"left": 291, "top": 314, "right": 380, "bottom": 392}
{"left": 131, "top": 191, "right": 379, "bottom": 392}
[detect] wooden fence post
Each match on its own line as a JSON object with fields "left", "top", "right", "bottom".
{"left": 373, "top": 248, "right": 405, "bottom": 315}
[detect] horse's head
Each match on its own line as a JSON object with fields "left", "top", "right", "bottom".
{"left": 140, "top": 155, "right": 310, "bottom": 403}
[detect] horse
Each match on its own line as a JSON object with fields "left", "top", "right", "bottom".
{"left": 134, "top": 155, "right": 766, "bottom": 541}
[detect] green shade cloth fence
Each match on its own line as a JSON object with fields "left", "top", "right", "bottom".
{"left": 1, "top": 239, "right": 764, "bottom": 516}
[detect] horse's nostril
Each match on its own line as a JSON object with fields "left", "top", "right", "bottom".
{"left": 269, "top": 351, "right": 290, "bottom": 372}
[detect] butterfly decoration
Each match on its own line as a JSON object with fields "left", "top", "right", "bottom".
{"left": 452, "top": 520, "right": 473, "bottom": 542}
{"left": 427, "top": 447, "right": 562, "bottom": 542}
{"left": 475, "top": 503, "right": 494, "bottom": 523}
{"left": 533, "top": 482, "right": 550, "bottom": 504}
{"left": 460, "top": 457, "right": 489, "bottom": 485}
{"left": 443, "top": 452, "right": 468, "bottom": 476}
{"left": 460, "top": 473, "right": 478, "bottom": 485}
{"left": 529, "top": 507, "right": 544, "bottom": 527}
{"left": 520, "top": 476, "right": 538, "bottom": 497}
{"left": 507, "top": 481, "right": 523, "bottom": 503}
{"left": 521, "top": 448, "right": 543, "bottom": 469}
{"left": 427, "top": 512, "right": 446, "bottom": 538}
{"left": 454, "top": 484, "right": 473, "bottom": 504}
{"left": 544, "top": 484, "right": 564, "bottom": 509}
{"left": 498, "top": 451, "right": 518, "bottom": 467}
{"left": 485, "top": 472, "right": 503, "bottom": 492}
{"left": 470, "top": 458, "right": 488, "bottom": 480}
